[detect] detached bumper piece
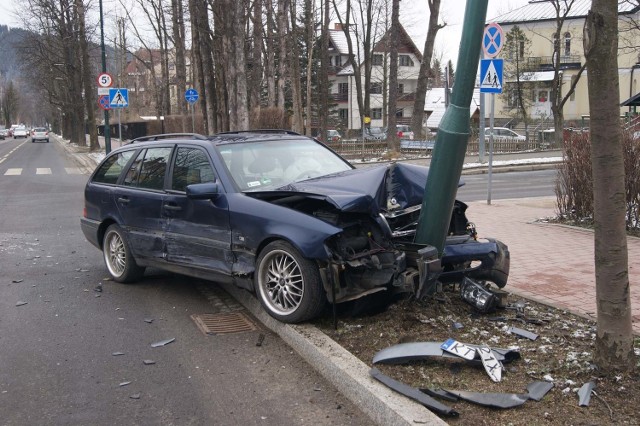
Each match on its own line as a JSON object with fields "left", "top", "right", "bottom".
{"left": 441, "top": 237, "right": 510, "bottom": 288}
{"left": 369, "top": 368, "right": 459, "bottom": 417}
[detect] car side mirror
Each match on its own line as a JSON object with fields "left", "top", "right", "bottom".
{"left": 186, "top": 182, "right": 220, "bottom": 200}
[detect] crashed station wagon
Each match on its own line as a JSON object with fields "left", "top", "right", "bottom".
{"left": 81, "top": 131, "right": 509, "bottom": 323}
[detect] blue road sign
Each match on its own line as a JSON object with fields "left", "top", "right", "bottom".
{"left": 185, "top": 88, "right": 199, "bottom": 104}
{"left": 109, "top": 88, "right": 129, "bottom": 108}
{"left": 480, "top": 59, "right": 503, "bottom": 94}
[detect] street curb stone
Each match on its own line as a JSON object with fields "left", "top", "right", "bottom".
{"left": 220, "top": 282, "right": 447, "bottom": 426}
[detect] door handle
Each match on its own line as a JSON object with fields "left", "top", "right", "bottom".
{"left": 163, "top": 204, "right": 182, "bottom": 211}
{"left": 117, "top": 197, "right": 130, "bottom": 204}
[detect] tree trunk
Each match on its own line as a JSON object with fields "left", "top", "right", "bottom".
{"left": 276, "top": 0, "right": 288, "bottom": 109}
{"left": 318, "top": 0, "right": 330, "bottom": 141}
{"left": 289, "top": 0, "right": 304, "bottom": 133}
{"left": 265, "top": 0, "right": 277, "bottom": 107}
{"left": 171, "top": 0, "right": 187, "bottom": 116}
{"left": 411, "top": 0, "right": 441, "bottom": 138}
{"left": 386, "top": 0, "right": 399, "bottom": 151}
{"left": 76, "top": 0, "right": 98, "bottom": 149}
{"left": 249, "top": 0, "right": 263, "bottom": 124}
{"left": 304, "top": 0, "right": 314, "bottom": 135}
{"left": 583, "top": 1, "right": 634, "bottom": 372}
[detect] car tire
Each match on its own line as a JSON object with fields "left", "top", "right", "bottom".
{"left": 255, "top": 240, "right": 326, "bottom": 323}
{"left": 102, "top": 224, "right": 145, "bottom": 283}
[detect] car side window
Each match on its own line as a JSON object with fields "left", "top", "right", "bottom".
{"left": 137, "top": 147, "right": 173, "bottom": 190}
{"left": 123, "top": 150, "right": 145, "bottom": 187}
{"left": 93, "top": 150, "right": 135, "bottom": 184}
{"left": 171, "top": 147, "right": 216, "bottom": 192}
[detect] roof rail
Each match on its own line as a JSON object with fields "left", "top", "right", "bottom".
{"left": 129, "top": 133, "right": 208, "bottom": 143}
{"left": 214, "top": 129, "right": 302, "bottom": 136}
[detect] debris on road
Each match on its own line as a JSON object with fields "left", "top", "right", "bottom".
{"left": 143, "top": 360, "right": 156, "bottom": 365}
{"left": 129, "top": 393, "right": 141, "bottom": 399}
{"left": 112, "top": 352, "right": 125, "bottom": 356}
{"left": 526, "top": 381, "right": 554, "bottom": 401}
{"left": 151, "top": 338, "right": 175, "bottom": 348}
{"left": 119, "top": 381, "right": 131, "bottom": 387}
{"left": 478, "top": 345, "right": 503, "bottom": 382}
{"left": 144, "top": 318, "right": 154, "bottom": 324}
{"left": 15, "top": 301, "right": 27, "bottom": 307}
{"left": 440, "top": 338, "right": 476, "bottom": 361}
{"left": 442, "top": 389, "right": 528, "bottom": 409}
{"left": 11, "top": 279, "right": 23, "bottom": 283}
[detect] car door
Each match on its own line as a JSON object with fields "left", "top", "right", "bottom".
{"left": 162, "top": 146, "right": 233, "bottom": 275}
{"left": 112, "top": 146, "right": 172, "bottom": 262}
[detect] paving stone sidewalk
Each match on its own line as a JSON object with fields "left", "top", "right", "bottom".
{"left": 467, "top": 196, "right": 640, "bottom": 334}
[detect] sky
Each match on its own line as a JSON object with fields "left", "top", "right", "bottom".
{"left": 0, "top": 0, "right": 531, "bottom": 65}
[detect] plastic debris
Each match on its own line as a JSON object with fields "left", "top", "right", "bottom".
{"left": 373, "top": 341, "right": 520, "bottom": 365}
{"left": 112, "top": 352, "right": 125, "bottom": 356}
{"left": 478, "top": 346, "right": 503, "bottom": 382}
{"left": 15, "top": 301, "right": 28, "bottom": 307}
{"left": 129, "top": 393, "right": 141, "bottom": 399}
{"left": 369, "top": 368, "right": 458, "bottom": 417}
{"left": 119, "top": 381, "right": 131, "bottom": 387}
{"left": 527, "top": 381, "right": 554, "bottom": 401}
{"left": 144, "top": 318, "right": 154, "bottom": 324}
{"left": 151, "top": 338, "right": 175, "bottom": 348}
{"left": 256, "top": 333, "right": 265, "bottom": 347}
{"left": 11, "top": 279, "right": 23, "bottom": 283}
{"left": 444, "top": 389, "right": 529, "bottom": 409}
{"left": 143, "top": 360, "right": 156, "bottom": 365}
{"left": 420, "top": 388, "right": 459, "bottom": 402}
{"left": 508, "top": 326, "right": 539, "bottom": 341}
{"left": 578, "top": 381, "right": 595, "bottom": 406}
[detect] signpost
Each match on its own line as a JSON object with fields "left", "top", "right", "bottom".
{"left": 480, "top": 23, "right": 504, "bottom": 205}
{"left": 97, "top": 72, "right": 113, "bottom": 88}
{"left": 185, "top": 88, "right": 199, "bottom": 133}
{"left": 98, "top": 95, "right": 111, "bottom": 110}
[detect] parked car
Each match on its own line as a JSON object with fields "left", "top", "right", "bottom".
{"left": 0, "top": 129, "right": 6, "bottom": 140}
{"left": 81, "top": 131, "right": 509, "bottom": 323}
{"left": 13, "top": 126, "right": 28, "bottom": 139}
{"left": 364, "top": 126, "right": 387, "bottom": 141}
{"left": 31, "top": 127, "right": 49, "bottom": 143}
{"left": 484, "top": 127, "right": 526, "bottom": 142}
{"left": 326, "top": 129, "right": 342, "bottom": 143}
{"left": 396, "top": 125, "right": 415, "bottom": 140}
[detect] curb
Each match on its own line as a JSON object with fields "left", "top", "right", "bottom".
{"left": 220, "top": 282, "right": 447, "bottom": 426}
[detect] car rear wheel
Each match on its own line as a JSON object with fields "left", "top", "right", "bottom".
{"left": 103, "top": 224, "right": 145, "bottom": 283}
{"left": 255, "top": 241, "right": 326, "bottom": 323}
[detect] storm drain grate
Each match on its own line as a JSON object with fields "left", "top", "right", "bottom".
{"left": 191, "top": 312, "right": 258, "bottom": 335}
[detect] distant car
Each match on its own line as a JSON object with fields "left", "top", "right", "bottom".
{"left": 326, "top": 130, "right": 342, "bottom": 143}
{"left": 32, "top": 127, "right": 49, "bottom": 143}
{"left": 13, "top": 126, "right": 28, "bottom": 139}
{"left": 0, "top": 129, "right": 6, "bottom": 140}
{"left": 364, "top": 126, "right": 387, "bottom": 141}
{"left": 484, "top": 127, "right": 526, "bottom": 142}
{"left": 396, "top": 125, "right": 414, "bottom": 140}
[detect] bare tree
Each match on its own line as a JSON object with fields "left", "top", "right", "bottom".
{"left": 410, "top": 0, "right": 443, "bottom": 138}
{"left": 76, "top": 0, "right": 98, "bottom": 149}
{"left": 318, "top": 0, "right": 330, "bottom": 141}
{"left": 249, "top": 0, "right": 264, "bottom": 122}
{"left": 549, "top": 0, "right": 587, "bottom": 146}
{"left": 583, "top": 0, "right": 634, "bottom": 372}
{"left": 170, "top": 0, "right": 188, "bottom": 116}
{"left": 503, "top": 26, "right": 533, "bottom": 133}
{"left": 289, "top": 0, "right": 304, "bottom": 133}
{"left": 386, "top": 0, "right": 399, "bottom": 150}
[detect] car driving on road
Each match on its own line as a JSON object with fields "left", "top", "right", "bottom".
{"left": 81, "top": 131, "right": 509, "bottom": 323}
{"left": 31, "top": 127, "right": 50, "bottom": 143}
{"left": 13, "top": 126, "right": 28, "bottom": 139}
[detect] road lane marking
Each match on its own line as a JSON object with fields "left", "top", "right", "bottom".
{"left": 4, "top": 168, "right": 22, "bottom": 175}
{"left": 36, "top": 168, "right": 52, "bottom": 175}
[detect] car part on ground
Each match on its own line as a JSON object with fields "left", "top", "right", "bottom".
{"left": 369, "top": 368, "right": 459, "bottom": 417}
{"left": 441, "top": 389, "right": 529, "bottom": 409}
{"left": 372, "top": 341, "right": 520, "bottom": 365}
{"left": 526, "top": 381, "right": 554, "bottom": 401}
{"left": 578, "top": 381, "right": 595, "bottom": 406}
{"left": 81, "top": 131, "right": 510, "bottom": 324}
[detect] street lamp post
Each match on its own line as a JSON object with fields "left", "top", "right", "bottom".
{"left": 99, "top": 0, "right": 111, "bottom": 154}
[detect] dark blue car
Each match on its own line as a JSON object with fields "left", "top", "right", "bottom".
{"left": 81, "top": 131, "right": 509, "bottom": 323}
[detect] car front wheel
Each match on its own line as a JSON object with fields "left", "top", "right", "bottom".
{"left": 103, "top": 224, "right": 145, "bottom": 283}
{"left": 255, "top": 241, "right": 326, "bottom": 323}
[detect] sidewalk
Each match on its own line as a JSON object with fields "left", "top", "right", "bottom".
{"left": 467, "top": 196, "right": 640, "bottom": 334}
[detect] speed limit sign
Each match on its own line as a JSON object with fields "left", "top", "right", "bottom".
{"left": 97, "top": 73, "right": 113, "bottom": 88}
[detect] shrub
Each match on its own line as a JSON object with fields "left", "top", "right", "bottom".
{"left": 555, "top": 129, "right": 640, "bottom": 231}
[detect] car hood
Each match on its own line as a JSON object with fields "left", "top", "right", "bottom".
{"left": 248, "top": 163, "right": 446, "bottom": 215}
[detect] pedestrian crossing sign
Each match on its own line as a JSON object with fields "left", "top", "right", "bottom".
{"left": 480, "top": 59, "right": 503, "bottom": 94}
{"left": 109, "top": 88, "right": 129, "bottom": 108}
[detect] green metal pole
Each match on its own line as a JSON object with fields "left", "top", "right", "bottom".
{"left": 99, "top": 0, "right": 111, "bottom": 154}
{"left": 414, "top": 0, "right": 488, "bottom": 254}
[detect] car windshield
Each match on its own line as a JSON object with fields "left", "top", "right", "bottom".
{"left": 218, "top": 138, "right": 353, "bottom": 191}
{"left": 368, "top": 127, "right": 384, "bottom": 135}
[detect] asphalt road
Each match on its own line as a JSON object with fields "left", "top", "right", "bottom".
{"left": 457, "top": 168, "right": 557, "bottom": 201}
{"left": 0, "top": 137, "right": 369, "bottom": 425}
